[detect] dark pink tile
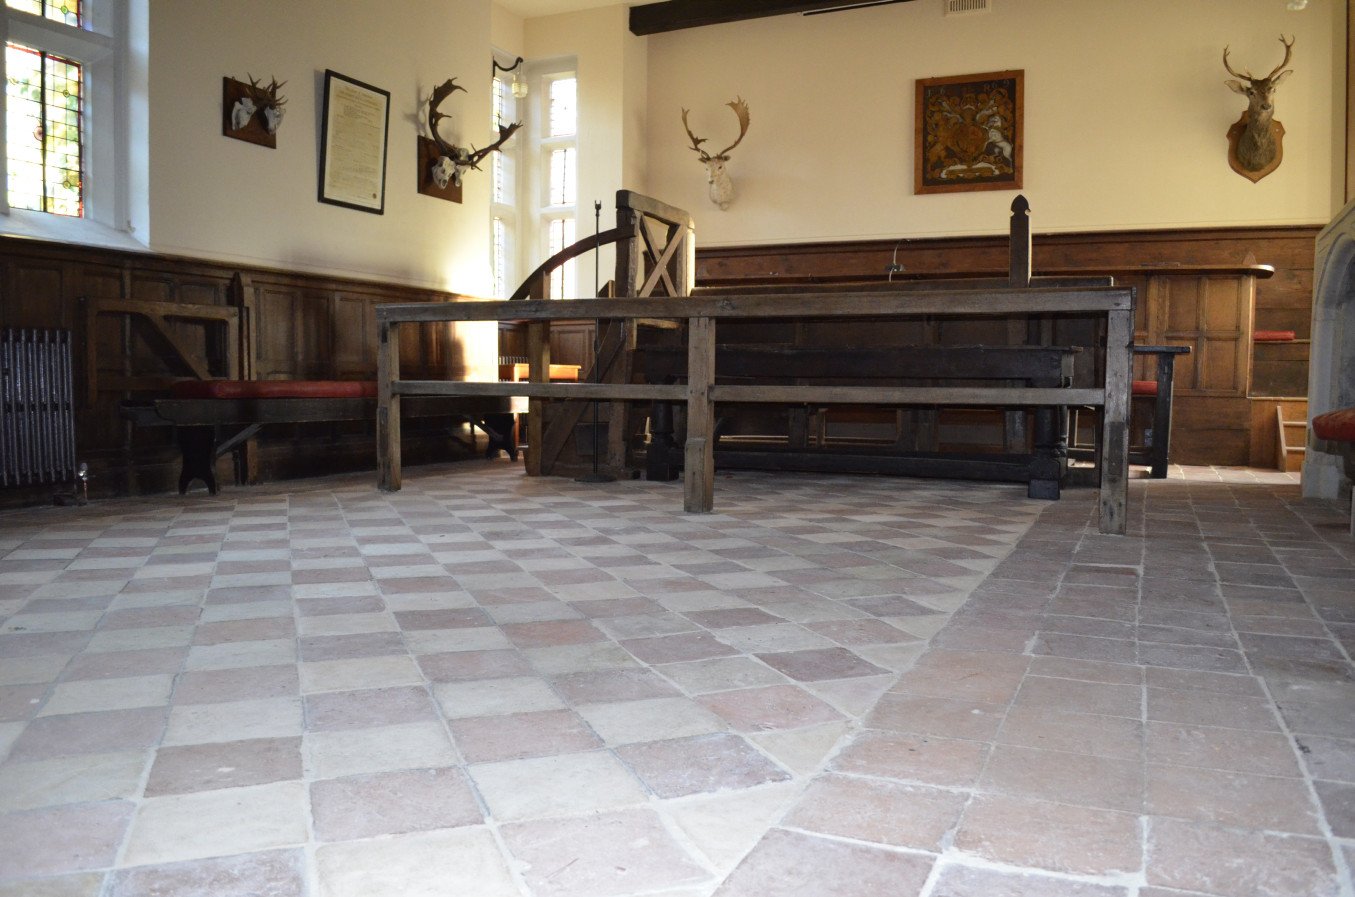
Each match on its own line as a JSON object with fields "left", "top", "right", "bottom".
{"left": 617, "top": 733, "right": 790, "bottom": 798}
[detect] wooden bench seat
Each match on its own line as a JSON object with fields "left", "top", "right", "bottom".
{"left": 637, "top": 343, "right": 1080, "bottom": 498}
{"left": 122, "top": 379, "right": 510, "bottom": 495}
{"left": 1312, "top": 407, "right": 1355, "bottom": 536}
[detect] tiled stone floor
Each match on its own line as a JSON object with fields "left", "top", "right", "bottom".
{"left": 0, "top": 460, "right": 1350, "bottom": 896}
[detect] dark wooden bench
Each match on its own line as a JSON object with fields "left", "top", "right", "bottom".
{"left": 637, "top": 343, "right": 1080, "bottom": 499}
{"left": 122, "top": 379, "right": 510, "bottom": 494}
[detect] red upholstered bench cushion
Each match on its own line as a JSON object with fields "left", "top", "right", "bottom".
{"left": 1313, "top": 408, "right": 1355, "bottom": 443}
{"left": 170, "top": 380, "right": 377, "bottom": 400}
{"left": 1253, "top": 330, "right": 1297, "bottom": 342}
{"left": 1132, "top": 380, "right": 1158, "bottom": 397}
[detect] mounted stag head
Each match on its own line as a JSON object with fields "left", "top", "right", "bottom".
{"left": 426, "top": 78, "right": 522, "bottom": 190}
{"left": 1223, "top": 35, "right": 1294, "bottom": 182}
{"left": 681, "top": 98, "right": 750, "bottom": 210}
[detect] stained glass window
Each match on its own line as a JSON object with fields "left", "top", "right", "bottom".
{"left": 5, "top": 0, "right": 80, "bottom": 27}
{"left": 6, "top": 42, "right": 83, "bottom": 216}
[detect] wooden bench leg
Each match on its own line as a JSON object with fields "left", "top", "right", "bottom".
{"left": 176, "top": 426, "right": 218, "bottom": 495}
{"left": 1148, "top": 354, "right": 1178, "bottom": 479}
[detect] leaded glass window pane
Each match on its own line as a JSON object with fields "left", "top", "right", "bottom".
{"left": 548, "top": 147, "right": 574, "bottom": 207}
{"left": 6, "top": 42, "right": 84, "bottom": 216}
{"left": 548, "top": 77, "right": 575, "bottom": 138}
{"left": 5, "top": 0, "right": 80, "bottom": 27}
{"left": 547, "top": 217, "right": 575, "bottom": 300}
{"left": 492, "top": 217, "right": 508, "bottom": 298}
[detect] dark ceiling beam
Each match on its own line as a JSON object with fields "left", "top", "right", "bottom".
{"left": 629, "top": 0, "right": 913, "bottom": 36}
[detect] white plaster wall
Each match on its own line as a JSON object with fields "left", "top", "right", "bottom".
{"left": 645, "top": 0, "right": 1344, "bottom": 245}
{"left": 146, "top": 0, "right": 494, "bottom": 294}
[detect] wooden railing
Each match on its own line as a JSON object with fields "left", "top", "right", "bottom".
{"left": 376, "top": 285, "right": 1136, "bottom": 535}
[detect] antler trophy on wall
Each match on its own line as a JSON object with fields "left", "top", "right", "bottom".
{"left": 681, "top": 98, "right": 751, "bottom": 210}
{"left": 222, "top": 73, "right": 287, "bottom": 148}
{"left": 419, "top": 78, "right": 522, "bottom": 203}
{"left": 1222, "top": 35, "right": 1294, "bottom": 183}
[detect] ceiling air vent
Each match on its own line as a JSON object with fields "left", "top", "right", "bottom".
{"left": 944, "top": 0, "right": 990, "bottom": 15}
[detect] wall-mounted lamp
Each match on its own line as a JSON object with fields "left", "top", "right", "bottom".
{"left": 1286, "top": 0, "right": 1307, "bottom": 8}
{"left": 492, "top": 56, "right": 528, "bottom": 99}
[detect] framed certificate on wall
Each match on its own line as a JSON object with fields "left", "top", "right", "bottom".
{"left": 318, "top": 70, "right": 390, "bottom": 213}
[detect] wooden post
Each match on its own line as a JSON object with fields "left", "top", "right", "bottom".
{"left": 377, "top": 319, "right": 401, "bottom": 492}
{"left": 1148, "top": 350, "right": 1182, "bottom": 479}
{"left": 684, "top": 316, "right": 715, "bottom": 512}
{"left": 525, "top": 321, "right": 550, "bottom": 476}
{"left": 1099, "top": 305, "right": 1133, "bottom": 534}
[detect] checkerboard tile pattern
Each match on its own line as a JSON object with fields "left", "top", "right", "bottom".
{"left": 0, "top": 460, "right": 1350, "bottom": 896}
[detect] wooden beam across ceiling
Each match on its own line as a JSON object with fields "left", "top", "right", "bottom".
{"left": 629, "top": 0, "right": 914, "bottom": 36}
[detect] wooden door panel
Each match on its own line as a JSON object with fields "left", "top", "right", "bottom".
{"left": 1201, "top": 278, "right": 1245, "bottom": 330}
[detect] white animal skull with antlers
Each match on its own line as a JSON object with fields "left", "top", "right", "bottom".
{"left": 681, "top": 98, "right": 751, "bottom": 210}
{"left": 426, "top": 78, "right": 521, "bottom": 190}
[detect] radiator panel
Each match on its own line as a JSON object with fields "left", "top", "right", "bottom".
{"left": 1, "top": 328, "right": 78, "bottom": 488}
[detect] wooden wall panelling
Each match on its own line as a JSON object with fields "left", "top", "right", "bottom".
{"left": 697, "top": 226, "right": 1312, "bottom": 467}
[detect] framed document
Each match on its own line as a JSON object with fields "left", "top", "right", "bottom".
{"left": 318, "top": 70, "right": 390, "bottom": 213}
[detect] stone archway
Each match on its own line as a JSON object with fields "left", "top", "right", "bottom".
{"left": 1303, "top": 200, "right": 1355, "bottom": 501}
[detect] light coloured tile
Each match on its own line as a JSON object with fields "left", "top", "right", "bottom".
{"left": 0, "top": 751, "right": 146, "bottom": 811}
{"left": 315, "top": 827, "right": 520, "bottom": 897}
{"left": 295, "top": 613, "right": 399, "bottom": 637}
{"left": 39, "top": 674, "right": 174, "bottom": 716}
{"left": 469, "top": 750, "right": 648, "bottom": 821}
{"left": 163, "top": 697, "right": 303, "bottom": 746}
{"left": 299, "top": 655, "right": 424, "bottom": 694}
{"left": 576, "top": 697, "right": 726, "bottom": 745}
{"left": 305, "top": 721, "right": 458, "bottom": 780}
{"left": 121, "top": 781, "right": 308, "bottom": 866}
{"left": 433, "top": 676, "right": 564, "bottom": 718}
{"left": 665, "top": 782, "right": 802, "bottom": 872}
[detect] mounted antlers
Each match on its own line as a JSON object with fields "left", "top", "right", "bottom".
{"left": 1223, "top": 35, "right": 1294, "bottom": 181}
{"left": 681, "top": 97, "right": 751, "bottom": 210}
{"left": 425, "top": 78, "right": 522, "bottom": 190}
{"left": 245, "top": 74, "right": 287, "bottom": 133}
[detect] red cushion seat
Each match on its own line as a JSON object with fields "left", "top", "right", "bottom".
{"left": 1313, "top": 408, "right": 1355, "bottom": 443}
{"left": 1253, "top": 330, "right": 1297, "bottom": 342}
{"left": 170, "top": 379, "right": 377, "bottom": 400}
{"left": 1131, "top": 380, "right": 1158, "bottom": 397}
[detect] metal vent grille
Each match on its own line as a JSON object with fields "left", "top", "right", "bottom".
{"left": 944, "top": 0, "right": 990, "bottom": 15}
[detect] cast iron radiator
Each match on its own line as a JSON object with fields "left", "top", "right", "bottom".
{"left": 1, "top": 328, "right": 78, "bottom": 488}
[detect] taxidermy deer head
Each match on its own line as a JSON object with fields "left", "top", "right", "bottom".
{"left": 681, "top": 98, "right": 751, "bottom": 210}
{"left": 427, "top": 78, "right": 522, "bottom": 189}
{"left": 1223, "top": 35, "right": 1294, "bottom": 182}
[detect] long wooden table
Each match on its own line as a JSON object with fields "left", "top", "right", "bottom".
{"left": 375, "top": 287, "right": 1135, "bottom": 535}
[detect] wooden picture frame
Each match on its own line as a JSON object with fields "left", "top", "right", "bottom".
{"left": 318, "top": 70, "right": 390, "bottom": 214}
{"left": 915, "top": 69, "right": 1023, "bottom": 195}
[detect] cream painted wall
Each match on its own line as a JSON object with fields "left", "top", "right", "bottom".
{"left": 147, "top": 0, "right": 494, "bottom": 295}
{"left": 645, "top": 0, "right": 1344, "bottom": 246}
{"left": 525, "top": 6, "right": 647, "bottom": 293}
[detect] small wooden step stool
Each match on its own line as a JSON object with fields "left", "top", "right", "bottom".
{"left": 1275, "top": 403, "right": 1308, "bottom": 473}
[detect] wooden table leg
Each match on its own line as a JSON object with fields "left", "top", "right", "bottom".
{"left": 525, "top": 321, "right": 550, "bottom": 477}
{"left": 1099, "top": 309, "right": 1132, "bottom": 535}
{"left": 684, "top": 316, "right": 715, "bottom": 512}
{"left": 377, "top": 320, "right": 402, "bottom": 492}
